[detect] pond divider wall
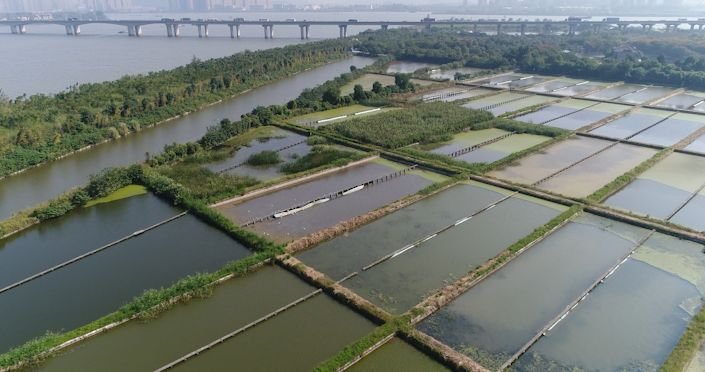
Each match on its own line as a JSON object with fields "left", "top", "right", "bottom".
{"left": 215, "top": 139, "right": 308, "bottom": 174}
{"left": 499, "top": 228, "right": 657, "bottom": 370}
{"left": 532, "top": 141, "right": 620, "bottom": 186}
{"left": 404, "top": 330, "right": 490, "bottom": 372}
{"left": 0, "top": 212, "right": 188, "bottom": 295}
{"left": 338, "top": 333, "right": 397, "bottom": 371}
{"left": 448, "top": 133, "right": 515, "bottom": 158}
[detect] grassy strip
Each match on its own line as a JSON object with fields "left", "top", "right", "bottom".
{"left": 586, "top": 148, "right": 673, "bottom": 203}
{"left": 83, "top": 185, "right": 147, "bottom": 207}
{"left": 313, "top": 323, "right": 398, "bottom": 372}
{"left": 661, "top": 305, "right": 705, "bottom": 372}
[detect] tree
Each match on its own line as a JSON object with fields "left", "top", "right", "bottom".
{"left": 372, "top": 81, "right": 383, "bottom": 94}
{"left": 15, "top": 127, "right": 40, "bottom": 148}
{"left": 353, "top": 84, "right": 366, "bottom": 101}
{"left": 394, "top": 74, "right": 412, "bottom": 90}
{"left": 322, "top": 86, "right": 340, "bottom": 105}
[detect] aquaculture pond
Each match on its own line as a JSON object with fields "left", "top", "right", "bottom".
{"left": 656, "top": 93, "right": 705, "bottom": 110}
{"left": 538, "top": 143, "right": 656, "bottom": 198}
{"left": 217, "top": 158, "right": 443, "bottom": 242}
{"left": 507, "top": 76, "right": 550, "bottom": 89}
{"left": 585, "top": 84, "right": 645, "bottom": 100}
{"left": 488, "top": 94, "right": 556, "bottom": 116}
{"left": 437, "top": 87, "right": 493, "bottom": 102}
{"left": 617, "top": 86, "right": 674, "bottom": 104}
{"left": 589, "top": 109, "right": 672, "bottom": 139}
{"left": 29, "top": 266, "right": 316, "bottom": 371}
{"left": 526, "top": 79, "right": 584, "bottom": 94}
{"left": 545, "top": 103, "right": 628, "bottom": 130}
{"left": 298, "top": 181, "right": 516, "bottom": 281}
{"left": 605, "top": 152, "right": 705, "bottom": 222}
{"left": 514, "top": 99, "right": 594, "bottom": 125}
{"left": 0, "top": 191, "right": 180, "bottom": 290}
{"left": 418, "top": 214, "right": 650, "bottom": 371}
{"left": 462, "top": 92, "right": 528, "bottom": 110}
{"left": 490, "top": 136, "right": 612, "bottom": 186}
{"left": 454, "top": 134, "right": 550, "bottom": 165}
{"left": 205, "top": 126, "right": 310, "bottom": 181}
{"left": 552, "top": 82, "right": 606, "bottom": 96}
{"left": 348, "top": 338, "right": 450, "bottom": 372}
{"left": 171, "top": 294, "right": 375, "bottom": 372}
{"left": 342, "top": 194, "right": 565, "bottom": 314}
{"left": 629, "top": 113, "right": 705, "bottom": 147}
{"left": 475, "top": 74, "right": 526, "bottom": 87}
{"left": 424, "top": 128, "right": 510, "bottom": 155}
{"left": 514, "top": 233, "right": 705, "bottom": 371}
{"left": 0, "top": 214, "right": 251, "bottom": 353}
{"left": 685, "top": 133, "right": 705, "bottom": 154}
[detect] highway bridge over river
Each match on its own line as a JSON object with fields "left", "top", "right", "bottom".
{"left": 2, "top": 18, "right": 705, "bottom": 39}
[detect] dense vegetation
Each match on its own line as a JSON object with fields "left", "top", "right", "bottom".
{"left": 0, "top": 40, "right": 351, "bottom": 177}
{"left": 355, "top": 28, "right": 705, "bottom": 90}
{"left": 280, "top": 145, "right": 365, "bottom": 174}
{"left": 326, "top": 102, "right": 493, "bottom": 149}
{"left": 246, "top": 151, "right": 282, "bottom": 166}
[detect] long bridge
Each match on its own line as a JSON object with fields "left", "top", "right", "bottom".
{"left": 2, "top": 18, "right": 705, "bottom": 39}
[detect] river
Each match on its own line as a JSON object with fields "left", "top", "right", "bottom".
{"left": 0, "top": 55, "right": 375, "bottom": 220}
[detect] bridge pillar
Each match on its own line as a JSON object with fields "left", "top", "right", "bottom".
{"left": 338, "top": 25, "right": 347, "bottom": 38}
{"left": 300, "top": 25, "right": 305, "bottom": 39}
{"left": 473, "top": 24, "right": 478, "bottom": 33}
{"left": 173, "top": 24, "right": 180, "bottom": 37}
{"left": 65, "top": 25, "right": 74, "bottom": 35}
{"left": 166, "top": 24, "right": 173, "bottom": 37}
{"left": 134, "top": 25, "right": 142, "bottom": 37}
{"left": 569, "top": 24, "right": 576, "bottom": 35}
{"left": 229, "top": 24, "right": 234, "bottom": 38}
{"left": 691, "top": 24, "right": 696, "bottom": 31}
{"left": 73, "top": 24, "right": 80, "bottom": 35}
{"left": 263, "top": 25, "right": 270, "bottom": 39}
{"left": 520, "top": 24, "right": 526, "bottom": 36}
{"left": 381, "top": 24, "right": 389, "bottom": 30}
{"left": 425, "top": 23, "right": 431, "bottom": 31}
{"left": 305, "top": 25, "right": 310, "bottom": 39}
{"left": 496, "top": 23, "right": 501, "bottom": 34}
{"left": 18, "top": 25, "right": 26, "bottom": 34}
{"left": 269, "top": 25, "right": 274, "bottom": 38}
{"left": 127, "top": 25, "right": 135, "bottom": 36}
{"left": 665, "top": 24, "right": 671, "bottom": 32}
{"left": 204, "top": 24, "right": 209, "bottom": 37}
{"left": 197, "top": 25, "right": 203, "bottom": 38}
{"left": 10, "top": 25, "right": 17, "bottom": 34}
{"left": 700, "top": 24, "right": 704, "bottom": 31}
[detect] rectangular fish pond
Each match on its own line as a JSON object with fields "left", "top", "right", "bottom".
{"left": 617, "top": 86, "right": 674, "bottom": 105}
{"left": 0, "top": 213, "right": 252, "bottom": 353}
{"left": 487, "top": 94, "right": 557, "bottom": 116}
{"left": 628, "top": 112, "right": 705, "bottom": 147}
{"left": 513, "top": 233, "right": 705, "bottom": 371}
{"left": 489, "top": 136, "right": 613, "bottom": 186}
{"left": 347, "top": 337, "right": 450, "bottom": 372}
{"left": 474, "top": 74, "right": 527, "bottom": 87}
{"left": 0, "top": 187, "right": 180, "bottom": 291}
{"left": 462, "top": 92, "right": 528, "bottom": 111}
{"left": 28, "top": 265, "right": 375, "bottom": 372}
{"left": 417, "top": 213, "right": 652, "bottom": 371}
{"left": 415, "top": 128, "right": 550, "bottom": 166}
{"left": 336, "top": 188, "right": 566, "bottom": 314}
{"left": 589, "top": 108, "right": 672, "bottom": 140}
{"left": 585, "top": 84, "right": 646, "bottom": 101}
{"left": 656, "top": 92, "right": 705, "bottom": 110}
{"left": 215, "top": 158, "right": 445, "bottom": 242}
{"left": 536, "top": 142, "right": 656, "bottom": 198}
{"left": 513, "top": 99, "right": 595, "bottom": 125}
{"left": 526, "top": 78, "right": 585, "bottom": 94}
{"left": 686, "top": 132, "right": 705, "bottom": 154}
{"left": 552, "top": 82, "right": 607, "bottom": 97}
{"left": 605, "top": 152, "right": 705, "bottom": 230}
{"left": 542, "top": 102, "right": 630, "bottom": 131}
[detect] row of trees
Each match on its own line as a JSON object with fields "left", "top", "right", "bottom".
{"left": 354, "top": 29, "right": 705, "bottom": 91}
